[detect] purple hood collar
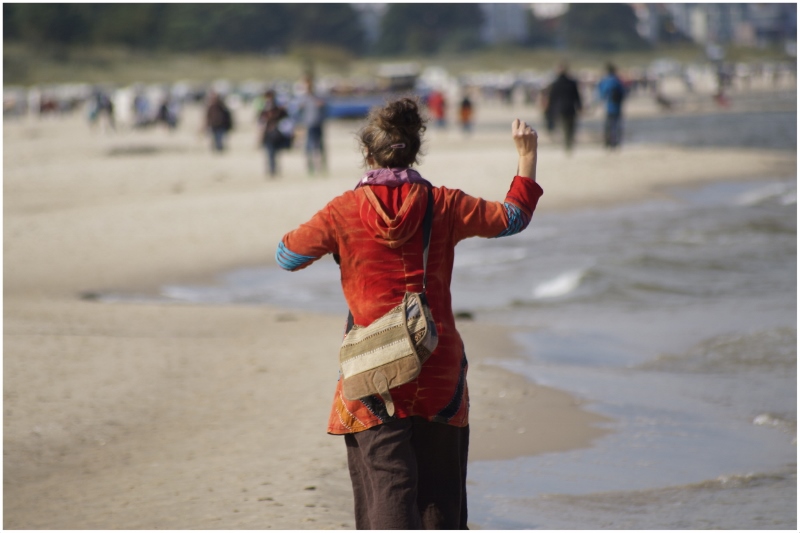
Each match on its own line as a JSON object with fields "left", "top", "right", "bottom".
{"left": 355, "top": 167, "right": 432, "bottom": 189}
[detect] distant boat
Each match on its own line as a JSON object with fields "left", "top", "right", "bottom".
{"left": 325, "top": 94, "right": 388, "bottom": 119}
{"left": 325, "top": 89, "right": 432, "bottom": 120}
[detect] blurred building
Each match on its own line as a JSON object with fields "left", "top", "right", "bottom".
{"left": 747, "top": 3, "right": 797, "bottom": 45}
{"left": 356, "top": 3, "right": 796, "bottom": 52}
{"left": 352, "top": 3, "right": 389, "bottom": 46}
{"left": 633, "top": 3, "right": 797, "bottom": 48}
{"left": 355, "top": 3, "right": 531, "bottom": 46}
{"left": 479, "top": 3, "right": 529, "bottom": 44}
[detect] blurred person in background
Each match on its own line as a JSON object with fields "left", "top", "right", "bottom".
{"left": 427, "top": 89, "right": 447, "bottom": 129}
{"left": 545, "top": 62, "right": 582, "bottom": 153}
{"left": 459, "top": 92, "right": 473, "bottom": 135}
{"left": 597, "top": 63, "right": 627, "bottom": 150}
{"left": 87, "top": 89, "right": 115, "bottom": 132}
{"left": 295, "top": 75, "right": 328, "bottom": 176}
{"left": 156, "top": 96, "right": 179, "bottom": 131}
{"left": 134, "top": 89, "right": 151, "bottom": 128}
{"left": 205, "top": 92, "right": 233, "bottom": 152}
{"left": 258, "top": 90, "right": 291, "bottom": 177}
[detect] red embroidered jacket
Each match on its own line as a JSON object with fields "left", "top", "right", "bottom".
{"left": 277, "top": 174, "right": 543, "bottom": 434}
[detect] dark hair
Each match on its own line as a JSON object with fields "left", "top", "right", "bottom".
{"left": 606, "top": 63, "right": 617, "bottom": 75}
{"left": 359, "top": 97, "right": 427, "bottom": 168}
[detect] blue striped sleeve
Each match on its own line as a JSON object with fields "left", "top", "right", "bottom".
{"left": 276, "top": 241, "right": 317, "bottom": 271}
{"left": 492, "top": 202, "right": 531, "bottom": 238}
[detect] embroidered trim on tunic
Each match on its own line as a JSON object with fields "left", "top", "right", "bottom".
{"left": 493, "top": 202, "right": 530, "bottom": 238}
{"left": 276, "top": 241, "right": 316, "bottom": 270}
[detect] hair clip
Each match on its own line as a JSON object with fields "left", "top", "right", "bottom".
{"left": 390, "top": 143, "right": 406, "bottom": 149}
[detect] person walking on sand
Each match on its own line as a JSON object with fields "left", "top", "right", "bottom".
{"left": 156, "top": 95, "right": 179, "bottom": 131}
{"left": 597, "top": 63, "right": 627, "bottom": 150}
{"left": 427, "top": 89, "right": 447, "bottom": 129}
{"left": 545, "top": 63, "right": 582, "bottom": 153}
{"left": 258, "top": 90, "right": 290, "bottom": 178}
{"left": 276, "top": 97, "right": 542, "bottom": 529}
{"left": 296, "top": 76, "right": 328, "bottom": 176}
{"left": 88, "top": 89, "right": 116, "bottom": 133}
{"left": 459, "top": 93, "right": 474, "bottom": 135}
{"left": 205, "top": 92, "right": 233, "bottom": 152}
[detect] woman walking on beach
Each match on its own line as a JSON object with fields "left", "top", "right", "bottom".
{"left": 276, "top": 97, "right": 542, "bottom": 529}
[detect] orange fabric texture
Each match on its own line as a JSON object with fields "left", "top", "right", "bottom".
{"left": 280, "top": 175, "right": 543, "bottom": 434}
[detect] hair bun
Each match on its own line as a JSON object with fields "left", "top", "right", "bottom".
{"left": 375, "top": 97, "right": 424, "bottom": 136}
{"left": 359, "top": 96, "right": 427, "bottom": 168}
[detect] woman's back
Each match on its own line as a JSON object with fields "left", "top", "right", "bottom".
{"left": 279, "top": 169, "right": 542, "bottom": 433}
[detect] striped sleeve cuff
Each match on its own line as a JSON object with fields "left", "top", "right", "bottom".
{"left": 492, "top": 202, "right": 531, "bottom": 238}
{"left": 276, "top": 241, "right": 317, "bottom": 271}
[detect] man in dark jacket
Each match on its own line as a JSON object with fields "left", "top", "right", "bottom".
{"left": 545, "top": 63, "right": 583, "bottom": 153}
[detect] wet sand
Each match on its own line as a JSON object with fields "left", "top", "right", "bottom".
{"left": 4, "top": 90, "right": 795, "bottom": 529}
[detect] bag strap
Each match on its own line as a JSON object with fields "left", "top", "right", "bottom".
{"left": 421, "top": 187, "right": 434, "bottom": 291}
{"left": 344, "top": 186, "right": 434, "bottom": 334}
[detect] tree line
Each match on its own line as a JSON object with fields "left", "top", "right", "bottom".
{"left": 3, "top": 4, "right": 366, "bottom": 54}
{"left": 3, "top": 3, "right": 649, "bottom": 57}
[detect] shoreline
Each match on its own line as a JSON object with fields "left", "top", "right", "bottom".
{"left": 4, "top": 92, "right": 795, "bottom": 529}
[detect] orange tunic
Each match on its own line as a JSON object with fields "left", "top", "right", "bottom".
{"left": 278, "top": 174, "right": 543, "bottom": 434}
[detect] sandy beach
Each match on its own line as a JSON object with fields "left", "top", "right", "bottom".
{"left": 4, "top": 88, "right": 796, "bottom": 529}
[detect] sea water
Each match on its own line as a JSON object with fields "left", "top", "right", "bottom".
{"left": 105, "top": 109, "right": 797, "bottom": 528}
{"left": 455, "top": 179, "right": 797, "bottom": 529}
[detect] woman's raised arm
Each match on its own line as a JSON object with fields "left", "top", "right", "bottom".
{"left": 512, "top": 118, "right": 538, "bottom": 180}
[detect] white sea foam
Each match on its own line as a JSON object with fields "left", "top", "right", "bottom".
{"left": 753, "top": 413, "right": 796, "bottom": 435}
{"left": 532, "top": 268, "right": 586, "bottom": 299}
{"left": 734, "top": 182, "right": 796, "bottom": 206}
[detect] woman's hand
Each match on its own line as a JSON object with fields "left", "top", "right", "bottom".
{"left": 512, "top": 118, "right": 538, "bottom": 179}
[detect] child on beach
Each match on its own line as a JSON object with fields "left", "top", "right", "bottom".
{"left": 276, "top": 97, "right": 542, "bottom": 528}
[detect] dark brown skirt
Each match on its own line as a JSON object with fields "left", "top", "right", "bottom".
{"left": 344, "top": 416, "right": 469, "bottom": 529}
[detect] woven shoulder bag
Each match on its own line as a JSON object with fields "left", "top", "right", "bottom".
{"left": 339, "top": 188, "right": 438, "bottom": 416}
